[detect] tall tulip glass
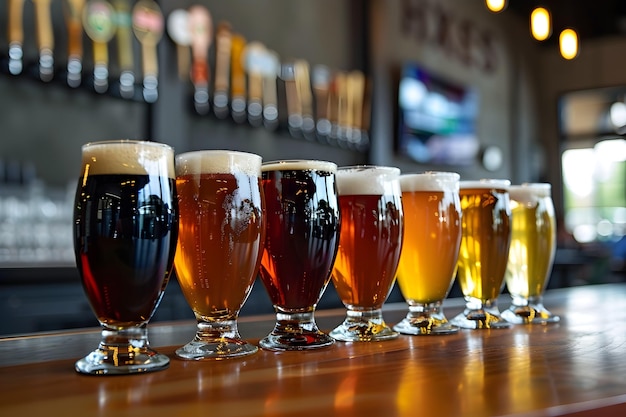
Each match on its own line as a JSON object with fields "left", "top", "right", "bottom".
{"left": 451, "top": 179, "right": 512, "bottom": 329}
{"left": 330, "top": 166, "right": 404, "bottom": 342}
{"left": 502, "top": 183, "right": 560, "bottom": 324}
{"left": 394, "top": 172, "right": 462, "bottom": 335}
{"left": 174, "top": 150, "right": 264, "bottom": 360}
{"left": 73, "top": 140, "right": 178, "bottom": 375}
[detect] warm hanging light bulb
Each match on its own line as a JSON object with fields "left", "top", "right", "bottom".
{"left": 531, "top": 7, "right": 551, "bottom": 41}
{"left": 560, "top": 28, "right": 579, "bottom": 60}
{"left": 485, "top": 0, "right": 507, "bottom": 13}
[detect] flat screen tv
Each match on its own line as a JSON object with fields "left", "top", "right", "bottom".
{"left": 396, "top": 63, "right": 480, "bottom": 166}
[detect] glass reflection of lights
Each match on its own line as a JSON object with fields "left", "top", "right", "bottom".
{"left": 334, "top": 374, "right": 357, "bottom": 411}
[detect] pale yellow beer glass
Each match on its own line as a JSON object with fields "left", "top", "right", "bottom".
{"left": 394, "top": 172, "right": 462, "bottom": 335}
{"left": 330, "top": 166, "right": 404, "bottom": 342}
{"left": 502, "top": 183, "right": 560, "bottom": 324}
{"left": 451, "top": 179, "right": 512, "bottom": 329}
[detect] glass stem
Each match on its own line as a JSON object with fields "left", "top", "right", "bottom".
{"left": 274, "top": 311, "right": 321, "bottom": 334}
{"left": 97, "top": 325, "right": 153, "bottom": 365}
{"left": 195, "top": 319, "right": 241, "bottom": 341}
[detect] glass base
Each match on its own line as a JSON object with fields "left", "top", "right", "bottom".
{"left": 393, "top": 302, "right": 458, "bottom": 335}
{"left": 259, "top": 311, "right": 334, "bottom": 351}
{"left": 75, "top": 326, "right": 169, "bottom": 375}
{"left": 502, "top": 296, "right": 560, "bottom": 324}
{"left": 176, "top": 319, "right": 258, "bottom": 360}
{"left": 450, "top": 298, "right": 511, "bottom": 329}
{"left": 330, "top": 308, "right": 399, "bottom": 342}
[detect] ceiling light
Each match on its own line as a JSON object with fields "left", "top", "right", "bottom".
{"left": 531, "top": 7, "right": 551, "bottom": 41}
{"left": 485, "top": 0, "right": 507, "bottom": 13}
{"left": 560, "top": 29, "right": 579, "bottom": 60}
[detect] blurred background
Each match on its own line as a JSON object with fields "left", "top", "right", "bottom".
{"left": 1, "top": 0, "right": 624, "bottom": 334}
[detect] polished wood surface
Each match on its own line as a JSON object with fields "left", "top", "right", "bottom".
{"left": 1, "top": 284, "right": 626, "bottom": 416}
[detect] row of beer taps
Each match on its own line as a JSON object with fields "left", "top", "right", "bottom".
{"left": 6, "top": 0, "right": 163, "bottom": 101}
{"left": 4, "top": 0, "right": 370, "bottom": 150}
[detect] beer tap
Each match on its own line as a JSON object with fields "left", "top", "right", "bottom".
{"left": 132, "top": 0, "right": 163, "bottom": 103}
{"left": 312, "top": 65, "right": 332, "bottom": 139}
{"left": 243, "top": 42, "right": 266, "bottom": 127}
{"left": 360, "top": 76, "right": 372, "bottom": 151}
{"left": 294, "top": 59, "right": 315, "bottom": 139}
{"left": 112, "top": 0, "right": 135, "bottom": 99}
{"left": 349, "top": 70, "right": 369, "bottom": 150}
{"left": 188, "top": 5, "right": 213, "bottom": 114}
{"left": 82, "top": 0, "right": 116, "bottom": 93}
{"left": 281, "top": 61, "right": 302, "bottom": 135}
{"left": 166, "top": 8, "right": 191, "bottom": 81}
{"left": 63, "top": 0, "right": 85, "bottom": 87}
{"left": 33, "top": 0, "right": 55, "bottom": 81}
{"left": 213, "top": 21, "right": 232, "bottom": 119}
{"left": 333, "top": 71, "right": 348, "bottom": 145}
{"left": 347, "top": 70, "right": 365, "bottom": 148}
{"left": 230, "top": 34, "right": 247, "bottom": 124}
{"left": 7, "top": 0, "right": 25, "bottom": 75}
{"left": 260, "top": 49, "right": 280, "bottom": 130}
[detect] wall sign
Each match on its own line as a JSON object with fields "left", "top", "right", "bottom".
{"left": 400, "top": 0, "right": 498, "bottom": 73}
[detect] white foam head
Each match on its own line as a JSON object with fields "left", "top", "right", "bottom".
{"left": 509, "top": 183, "right": 552, "bottom": 204}
{"left": 176, "top": 150, "right": 262, "bottom": 177}
{"left": 261, "top": 159, "right": 337, "bottom": 173}
{"left": 81, "top": 140, "right": 175, "bottom": 178}
{"left": 460, "top": 179, "right": 510, "bottom": 191}
{"left": 335, "top": 165, "right": 401, "bottom": 195}
{"left": 400, "top": 171, "right": 460, "bottom": 192}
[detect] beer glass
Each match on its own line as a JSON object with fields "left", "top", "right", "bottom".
{"left": 73, "top": 140, "right": 178, "bottom": 375}
{"left": 451, "top": 179, "right": 512, "bottom": 329}
{"left": 502, "top": 183, "right": 560, "bottom": 324}
{"left": 394, "top": 172, "right": 462, "bottom": 335}
{"left": 174, "top": 150, "right": 264, "bottom": 360}
{"left": 330, "top": 166, "right": 404, "bottom": 342}
{"left": 259, "top": 160, "right": 340, "bottom": 351}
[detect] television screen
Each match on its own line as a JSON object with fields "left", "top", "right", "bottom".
{"left": 396, "top": 63, "right": 480, "bottom": 165}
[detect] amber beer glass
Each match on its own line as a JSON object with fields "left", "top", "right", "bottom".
{"left": 451, "top": 179, "right": 512, "bottom": 329}
{"left": 259, "top": 160, "right": 340, "bottom": 351}
{"left": 394, "top": 172, "right": 462, "bottom": 335}
{"left": 330, "top": 166, "right": 404, "bottom": 341}
{"left": 502, "top": 183, "right": 560, "bottom": 324}
{"left": 174, "top": 150, "right": 264, "bottom": 359}
{"left": 73, "top": 140, "right": 178, "bottom": 375}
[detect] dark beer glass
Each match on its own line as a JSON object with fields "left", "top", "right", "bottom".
{"left": 174, "top": 150, "right": 264, "bottom": 360}
{"left": 73, "top": 140, "right": 178, "bottom": 375}
{"left": 330, "top": 166, "right": 404, "bottom": 342}
{"left": 259, "top": 160, "right": 340, "bottom": 351}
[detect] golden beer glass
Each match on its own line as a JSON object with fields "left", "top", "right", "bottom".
{"left": 502, "top": 183, "right": 560, "bottom": 324}
{"left": 393, "top": 172, "right": 462, "bottom": 335}
{"left": 174, "top": 150, "right": 264, "bottom": 359}
{"left": 330, "top": 166, "right": 404, "bottom": 341}
{"left": 450, "top": 179, "right": 512, "bottom": 329}
{"left": 73, "top": 140, "right": 178, "bottom": 375}
{"left": 259, "top": 160, "right": 339, "bottom": 351}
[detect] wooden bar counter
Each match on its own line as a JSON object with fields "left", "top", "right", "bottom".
{"left": 1, "top": 283, "right": 626, "bottom": 416}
